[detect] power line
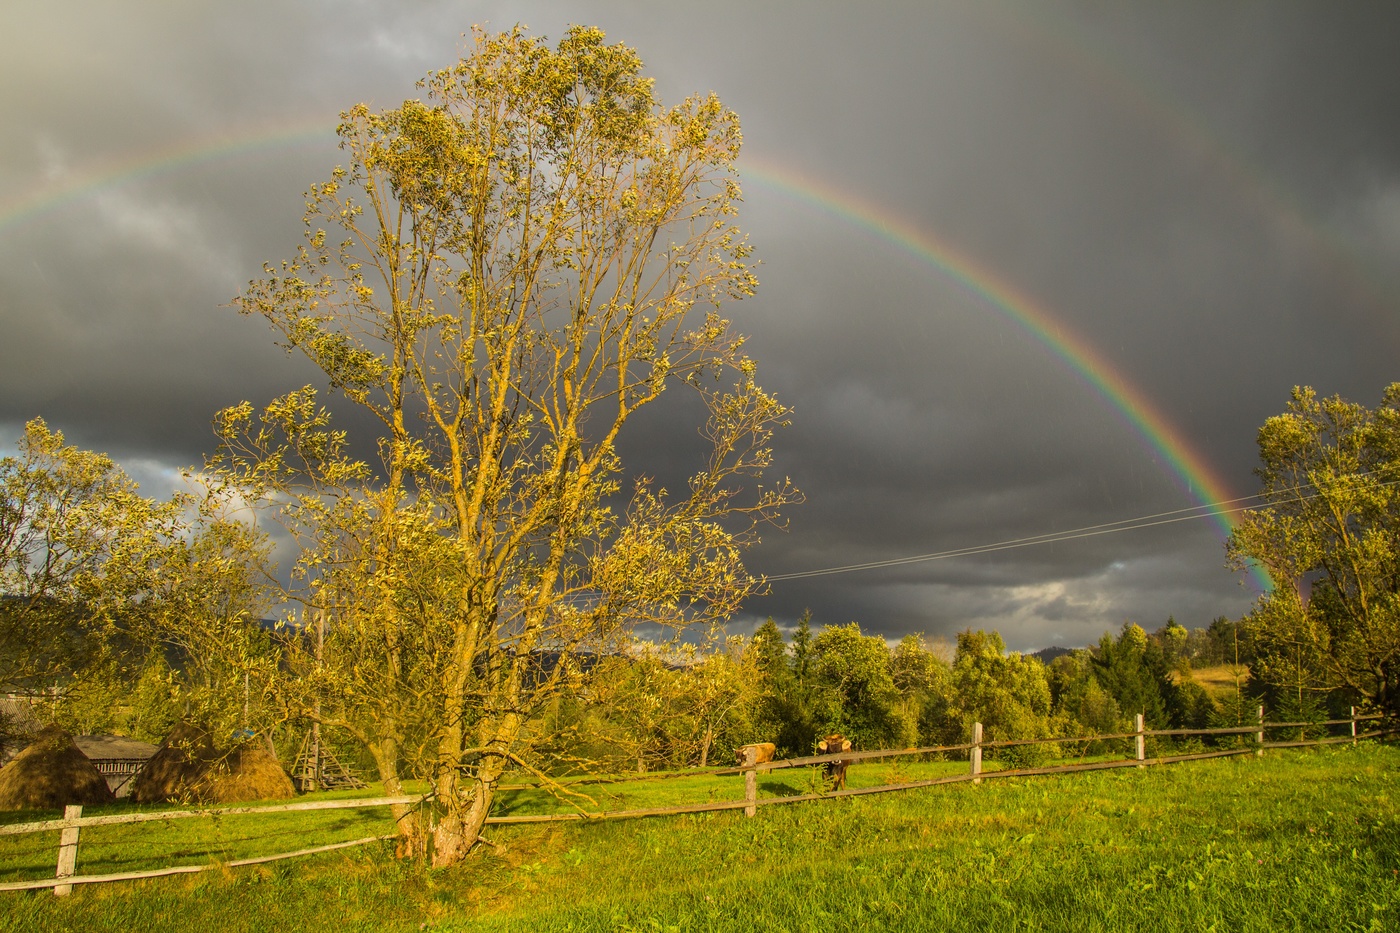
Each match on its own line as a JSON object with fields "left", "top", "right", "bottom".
{"left": 763, "top": 475, "right": 1400, "bottom": 583}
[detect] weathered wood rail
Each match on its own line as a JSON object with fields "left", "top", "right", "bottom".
{"left": 1, "top": 710, "right": 1390, "bottom": 894}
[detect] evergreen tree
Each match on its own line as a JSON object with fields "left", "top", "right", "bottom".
{"left": 749, "top": 618, "right": 790, "bottom": 683}
{"left": 790, "top": 609, "right": 813, "bottom": 687}
{"left": 1092, "top": 623, "right": 1171, "bottom": 727}
{"left": 744, "top": 617, "right": 813, "bottom": 757}
{"left": 1048, "top": 649, "right": 1124, "bottom": 740}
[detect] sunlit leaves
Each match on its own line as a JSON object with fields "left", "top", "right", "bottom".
{"left": 0, "top": 421, "right": 273, "bottom": 734}
{"left": 1228, "top": 383, "right": 1400, "bottom": 713}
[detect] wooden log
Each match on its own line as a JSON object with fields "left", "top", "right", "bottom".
{"left": 1256, "top": 706, "right": 1265, "bottom": 757}
{"left": 1134, "top": 714, "right": 1145, "bottom": 766}
{"left": 8, "top": 743, "right": 1277, "bottom": 874}
{"left": 1351, "top": 706, "right": 1357, "bottom": 746}
{"left": 980, "top": 731, "right": 1141, "bottom": 749}
{"left": 484, "top": 798, "right": 753, "bottom": 825}
{"left": 1263, "top": 730, "right": 1394, "bottom": 749}
{"left": 1046, "top": 747, "right": 1248, "bottom": 772}
{"left": 753, "top": 748, "right": 1257, "bottom": 807}
{"left": 53, "top": 805, "right": 81, "bottom": 897}
{"left": 487, "top": 746, "right": 1270, "bottom": 825}
{"left": 1265, "top": 718, "right": 1358, "bottom": 729}
{"left": 712, "top": 742, "right": 979, "bottom": 775}
{"left": 971, "top": 722, "right": 982, "bottom": 785}
{"left": 500, "top": 765, "right": 733, "bottom": 788}
{"left": 8, "top": 733, "right": 1376, "bottom": 893}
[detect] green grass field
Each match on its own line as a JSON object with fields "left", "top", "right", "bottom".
{"left": 3, "top": 743, "right": 1398, "bottom": 932}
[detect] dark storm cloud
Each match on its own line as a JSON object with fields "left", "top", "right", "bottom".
{"left": 3, "top": 1, "right": 1397, "bottom": 648}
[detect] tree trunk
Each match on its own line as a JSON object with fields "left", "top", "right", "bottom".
{"left": 699, "top": 723, "right": 714, "bottom": 768}
{"left": 368, "top": 737, "right": 425, "bottom": 858}
{"left": 430, "top": 703, "right": 527, "bottom": 866}
{"left": 431, "top": 761, "right": 504, "bottom": 867}
{"left": 431, "top": 785, "right": 488, "bottom": 867}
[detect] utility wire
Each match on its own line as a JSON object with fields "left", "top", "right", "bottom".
{"left": 764, "top": 473, "right": 1400, "bottom": 583}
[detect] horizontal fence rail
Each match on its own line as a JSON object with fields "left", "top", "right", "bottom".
{"left": 0, "top": 795, "right": 428, "bottom": 838}
{"left": 2, "top": 711, "right": 1393, "bottom": 895}
{"left": 0, "top": 835, "right": 398, "bottom": 893}
{"left": 1265, "top": 728, "right": 1390, "bottom": 749}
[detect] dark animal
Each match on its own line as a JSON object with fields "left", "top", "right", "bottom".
{"left": 735, "top": 743, "right": 776, "bottom": 767}
{"left": 817, "top": 734, "right": 852, "bottom": 790}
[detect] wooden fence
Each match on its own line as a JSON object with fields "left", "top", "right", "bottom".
{"left": 1, "top": 708, "right": 1391, "bottom": 895}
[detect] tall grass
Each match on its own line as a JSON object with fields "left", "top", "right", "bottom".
{"left": 5, "top": 743, "right": 1398, "bottom": 932}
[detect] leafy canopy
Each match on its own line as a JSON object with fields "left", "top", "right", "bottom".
{"left": 1228, "top": 384, "right": 1400, "bottom": 714}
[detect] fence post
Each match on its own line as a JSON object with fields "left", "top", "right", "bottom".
{"left": 1351, "top": 706, "right": 1357, "bottom": 746}
{"left": 971, "top": 722, "right": 983, "bottom": 785}
{"left": 1134, "top": 713, "right": 1145, "bottom": 766}
{"left": 53, "top": 804, "right": 81, "bottom": 897}
{"left": 743, "top": 746, "right": 757, "bottom": 818}
{"left": 1255, "top": 705, "right": 1265, "bottom": 757}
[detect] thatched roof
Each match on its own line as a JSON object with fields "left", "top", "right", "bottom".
{"left": 130, "top": 723, "right": 295, "bottom": 804}
{"left": 0, "top": 726, "right": 116, "bottom": 811}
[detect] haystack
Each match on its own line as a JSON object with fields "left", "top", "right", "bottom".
{"left": 130, "top": 722, "right": 295, "bottom": 804}
{"left": 0, "top": 726, "right": 116, "bottom": 811}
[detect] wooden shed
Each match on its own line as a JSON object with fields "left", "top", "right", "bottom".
{"left": 73, "top": 734, "right": 159, "bottom": 798}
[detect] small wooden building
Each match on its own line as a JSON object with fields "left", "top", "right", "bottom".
{"left": 73, "top": 734, "right": 159, "bottom": 798}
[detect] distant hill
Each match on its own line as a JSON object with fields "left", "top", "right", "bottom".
{"left": 1029, "top": 646, "right": 1076, "bottom": 664}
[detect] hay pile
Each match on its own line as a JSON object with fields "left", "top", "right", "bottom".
{"left": 130, "top": 723, "right": 295, "bottom": 804}
{"left": 0, "top": 726, "right": 116, "bottom": 810}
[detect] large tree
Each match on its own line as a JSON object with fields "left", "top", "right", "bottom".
{"left": 1228, "top": 384, "right": 1400, "bottom": 715}
{"left": 806, "top": 622, "right": 910, "bottom": 749}
{"left": 946, "top": 630, "right": 1055, "bottom": 750}
{"left": 222, "top": 26, "right": 796, "bottom": 864}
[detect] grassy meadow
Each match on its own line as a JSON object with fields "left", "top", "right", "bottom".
{"left": 3, "top": 743, "right": 1398, "bottom": 932}
{"left": 1179, "top": 664, "right": 1253, "bottom": 703}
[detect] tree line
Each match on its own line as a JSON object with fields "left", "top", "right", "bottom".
{"left": 541, "top": 613, "right": 1259, "bottom": 775}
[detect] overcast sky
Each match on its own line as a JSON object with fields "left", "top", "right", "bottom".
{"left": 3, "top": 1, "right": 1397, "bottom": 650}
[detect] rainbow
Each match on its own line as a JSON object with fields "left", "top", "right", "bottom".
{"left": 0, "top": 123, "right": 338, "bottom": 237}
{"left": 743, "top": 157, "right": 1271, "bottom": 591}
{"left": 0, "top": 123, "right": 1271, "bottom": 590}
